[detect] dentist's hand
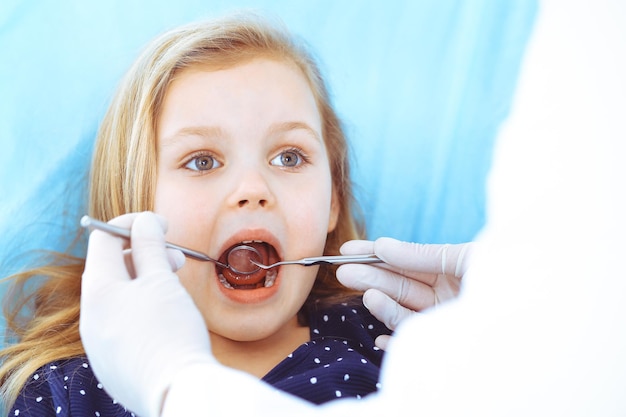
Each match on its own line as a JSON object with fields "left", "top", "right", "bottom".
{"left": 336, "top": 237, "right": 473, "bottom": 349}
{"left": 79, "top": 212, "right": 214, "bottom": 417}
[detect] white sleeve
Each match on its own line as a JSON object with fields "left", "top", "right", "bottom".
{"left": 379, "top": 0, "right": 626, "bottom": 415}
{"left": 162, "top": 361, "right": 382, "bottom": 417}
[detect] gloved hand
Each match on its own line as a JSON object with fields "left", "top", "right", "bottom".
{"left": 79, "top": 212, "right": 214, "bottom": 417}
{"left": 336, "top": 237, "right": 473, "bottom": 349}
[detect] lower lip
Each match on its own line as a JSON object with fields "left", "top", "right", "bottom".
{"left": 216, "top": 271, "right": 281, "bottom": 304}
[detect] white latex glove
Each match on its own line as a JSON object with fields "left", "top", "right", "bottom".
{"left": 79, "top": 212, "right": 214, "bottom": 417}
{"left": 336, "top": 237, "right": 472, "bottom": 349}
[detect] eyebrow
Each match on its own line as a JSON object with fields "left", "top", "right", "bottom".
{"left": 160, "top": 126, "right": 226, "bottom": 146}
{"left": 161, "top": 121, "right": 322, "bottom": 146}
{"left": 266, "top": 121, "right": 322, "bottom": 143}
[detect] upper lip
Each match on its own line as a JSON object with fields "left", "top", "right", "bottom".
{"left": 217, "top": 228, "right": 283, "bottom": 261}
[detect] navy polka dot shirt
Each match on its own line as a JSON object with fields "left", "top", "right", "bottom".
{"left": 10, "top": 301, "right": 391, "bottom": 416}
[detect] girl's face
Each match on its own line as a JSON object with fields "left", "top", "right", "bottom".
{"left": 154, "top": 58, "right": 339, "bottom": 343}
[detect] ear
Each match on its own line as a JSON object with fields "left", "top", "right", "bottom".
{"left": 327, "top": 189, "right": 340, "bottom": 233}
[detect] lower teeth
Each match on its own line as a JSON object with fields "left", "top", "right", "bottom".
{"left": 218, "top": 274, "right": 234, "bottom": 289}
{"left": 264, "top": 269, "right": 277, "bottom": 288}
{"left": 217, "top": 269, "right": 278, "bottom": 290}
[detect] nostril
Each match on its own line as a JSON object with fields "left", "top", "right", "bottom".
{"left": 238, "top": 199, "right": 267, "bottom": 208}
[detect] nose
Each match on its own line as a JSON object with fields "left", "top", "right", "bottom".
{"left": 226, "top": 167, "right": 275, "bottom": 210}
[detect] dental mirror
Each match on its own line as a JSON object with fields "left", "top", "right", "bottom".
{"left": 226, "top": 244, "right": 262, "bottom": 275}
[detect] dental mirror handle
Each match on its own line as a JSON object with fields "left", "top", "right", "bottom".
{"left": 79, "top": 215, "right": 228, "bottom": 266}
{"left": 299, "top": 254, "right": 382, "bottom": 266}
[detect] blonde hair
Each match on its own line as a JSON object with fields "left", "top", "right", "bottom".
{"left": 0, "top": 12, "right": 363, "bottom": 408}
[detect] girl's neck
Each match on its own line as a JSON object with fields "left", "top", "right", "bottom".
{"left": 209, "top": 318, "right": 310, "bottom": 378}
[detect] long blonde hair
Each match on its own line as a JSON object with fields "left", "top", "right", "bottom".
{"left": 0, "top": 12, "right": 363, "bottom": 408}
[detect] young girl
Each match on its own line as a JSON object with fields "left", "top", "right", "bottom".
{"left": 0, "top": 12, "right": 391, "bottom": 416}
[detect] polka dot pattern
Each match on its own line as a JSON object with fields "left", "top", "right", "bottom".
{"left": 262, "top": 301, "right": 391, "bottom": 405}
{"left": 10, "top": 300, "right": 391, "bottom": 414}
{"left": 9, "top": 359, "right": 132, "bottom": 416}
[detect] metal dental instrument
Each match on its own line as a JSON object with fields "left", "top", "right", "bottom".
{"left": 80, "top": 215, "right": 230, "bottom": 269}
{"left": 250, "top": 254, "right": 383, "bottom": 269}
{"left": 80, "top": 215, "right": 383, "bottom": 274}
{"left": 225, "top": 244, "right": 263, "bottom": 274}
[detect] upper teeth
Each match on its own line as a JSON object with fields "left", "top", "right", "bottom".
{"left": 241, "top": 240, "right": 264, "bottom": 244}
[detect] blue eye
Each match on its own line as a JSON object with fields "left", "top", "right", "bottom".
{"left": 185, "top": 154, "right": 222, "bottom": 171}
{"left": 270, "top": 149, "right": 305, "bottom": 168}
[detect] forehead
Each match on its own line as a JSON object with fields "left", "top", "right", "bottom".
{"left": 164, "top": 56, "right": 316, "bottom": 104}
{"left": 157, "top": 58, "right": 323, "bottom": 143}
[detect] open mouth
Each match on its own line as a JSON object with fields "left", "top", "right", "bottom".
{"left": 217, "top": 241, "right": 280, "bottom": 290}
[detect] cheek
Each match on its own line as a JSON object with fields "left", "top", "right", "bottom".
{"left": 176, "top": 262, "right": 202, "bottom": 291}
{"left": 154, "top": 181, "right": 177, "bottom": 218}
{"left": 287, "top": 179, "right": 334, "bottom": 244}
{"left": 153, "top": 180, "right": 209, "bottom": 239}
